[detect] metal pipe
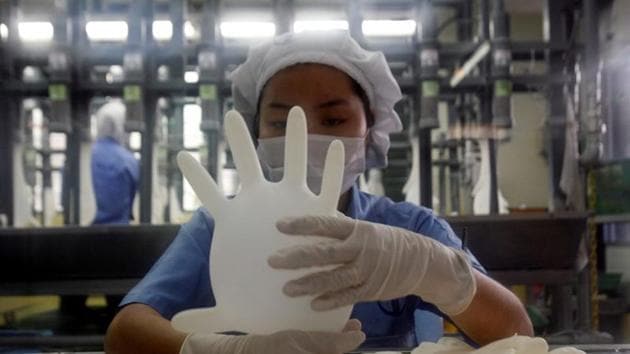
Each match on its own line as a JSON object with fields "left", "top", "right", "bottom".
{"left": 419, "top": 128, "right": 433, "bottom": 207}
{"left": 137, "top": 0, "right": 155, "bottom": 223}
{"left": 273, "top": 0, "right": 294, "bottom": 35}
{"left": 200, "top": 0, "right": 218, "bottom": 44}
{"left": 580, "top": 0, "right": 602, "bottom": 166}
{"left": 491, "top": 0, "right": 512, "bottom": 128}
{"left": 438, "top": 134, "right": 447, "bottom": 215}
{"left": 170, "top": 0, "right": 185, "bottom": 54}
{"left": 416, "top": 0, "right": 439, "bottom": 208}
{"left": 199, "top": 0, "right": 222, "bottom": 180}
{"left": 479, "top": 0, "right": 499, "bottom": 214}
{"left": 0, "top": 0, "right": 14, "bottom": 225}
{"left": 543, "top": 0, "right": 569, "bottom": 211}
{"left": 447, "top": 103, "right": 460, "bottom": 214}
{"left": 140, "top": 95, "right": 156, "bottom": 223}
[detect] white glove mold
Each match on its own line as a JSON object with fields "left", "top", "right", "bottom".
{"left": 171, "top": 106, "right": 352, "bottom": 335}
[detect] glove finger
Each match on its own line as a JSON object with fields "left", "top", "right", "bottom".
{"left": 276, "top": 215, "right": 355, "bottom": 240}
{"left": 283, "top": 265, "right": 361, "bottom": 297}
{"left": 342, "top": 319, "right": 362, "bottom": 332}
{"left": 224, "top": 110, "right": 265, "bottom": 188}
{"left": 268, "top": 241, "right": 357, "bottom": 269}
{"left": 311, "top": 286, "right": 363, "bottom": 311}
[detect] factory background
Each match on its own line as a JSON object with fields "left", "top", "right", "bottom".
{"left": 0, "top": 0, "right": 629, "bottom": 351}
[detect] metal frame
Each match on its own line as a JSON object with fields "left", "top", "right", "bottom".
{"left": 0, "top": 0, "right": 599, "bottom": 337}
{"left": 0, "top": 0, "right": 573, "bottom": 226}
{"left": 0, "top": 213, "right": 586, "bottom": 294}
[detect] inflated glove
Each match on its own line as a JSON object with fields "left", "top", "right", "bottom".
{"left": 180, "top": 319, "right": 365, "bottom": 354}
{"left": 268, "top": 215, "right": 477, "bottom": 316}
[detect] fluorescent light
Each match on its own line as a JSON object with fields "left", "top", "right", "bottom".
{"left": 294, "top": 20, "right": 348, "bottom": 33}
{"left": 153, "top": 20, "right": 173, "bottom": 41}
{"left": 86, "top": 21, "right": 128, "bottom": 41}
{"left": 183, "top": 104, "right": 203, "bottom": 149}
{"left": 220, "top": 21, "right": 275, "bottom": 39}
{"left": 184, "top": 21, "right": 197, "bottom": 39}
{"left": 450, "top": 41, "right": 491, "bottom": 87}
{"left": 153, "top": 20, "right": 196, "bottom": 40}
{"left": 362, "top": 19, "right": 416, "bottom": 37}
{"left": 184, "top": 71, "right": 199, "bottom": 83}
{"left": 18, "top": 21, "right": 53, "bottom": 42}
{"left": 0, "top": 23, "right": 8, "bottom": 40}
{"left": 129, "top": 132, "right": 142, "bottom": 150}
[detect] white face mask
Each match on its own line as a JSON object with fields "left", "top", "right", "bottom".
{"left": 257, "top": 134, "right": 367, "bottom": 195}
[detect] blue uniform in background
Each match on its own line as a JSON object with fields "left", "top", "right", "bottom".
{"left": 121, "top": 186, "right": 485, "bottom": 349}
{"left": 91, "top": 137, "right": 140, "bottom": 225}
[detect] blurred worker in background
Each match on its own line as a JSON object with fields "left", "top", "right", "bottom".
{"left": 61, "top": 100, "right": 140, "bottom": 317}
{"left": 92, "top": 100, "right": 140, "bottom": 313}
{"left": 91, "top": 100, "right": 140, "bottom": 226}
{"left": 105, "top": 32, "right": 532, "bottom": 354}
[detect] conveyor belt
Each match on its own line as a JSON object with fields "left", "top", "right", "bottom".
{"left": 0, "top": 224, "right": 179, "bottom": 295}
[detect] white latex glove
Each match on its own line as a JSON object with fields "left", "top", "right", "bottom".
{"left": 180, "top": 319, "right": 365, "bottom": 354}
{"left": 268, "top": 215, "right": 477, "bottom": 316}
{"left": 411, "top": 335, "right": 585, "bottom": 354}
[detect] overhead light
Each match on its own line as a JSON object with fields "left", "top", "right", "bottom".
{"left": 153, "top": 20, "right": 197, "bottom": 41}
{"left": 184, "top": 21, "right": 197, "bottom": 39}
{"left": 220, "top": 21, "right": 275, "bottom": 39}
{"left": 184, "top": 71, "right": 199, "bottom": 83}
{"left": 450, "top": 41, "right": 491, "bottom": 87}
{"left": 294, "top": 20, "right": 348, "bottom": 33}
{"left": 18, "top": 21, "right": 53, "bottom": 42}
{"left": 362, "top": 19, "right": 416, "bottom": 37}
{"left": 0, "top": 23, "right": 8, "bottom": 40}
{"left": 153, "top": 20, "right": 173, "bottom": 41}
{"left": 129, "top": 131, "right": 142, "bottom": 150}
{"left": 86, "top": 21, "right": 128, "bottom": 41}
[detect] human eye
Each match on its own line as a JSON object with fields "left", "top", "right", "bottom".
{"left": 321, "top": 117, "right": 346, "bottom": 127}
{"left": 267, "top": 120, "right": 287, "bottom": 130}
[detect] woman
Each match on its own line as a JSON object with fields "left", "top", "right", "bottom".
{"left": 105, "top": 32, "right": 532, "bottom": 354}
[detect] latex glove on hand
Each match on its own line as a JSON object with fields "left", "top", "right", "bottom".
{"left": 180, "top": 319, "right": 365, "bottom": 354}
{"left": 268, "top": 215, "right": 477, "bottom": 316}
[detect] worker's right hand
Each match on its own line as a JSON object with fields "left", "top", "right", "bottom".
{"left": 179, "top": 319, "right": 365, "bottom": 354}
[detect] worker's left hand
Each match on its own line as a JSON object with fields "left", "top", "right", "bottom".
{"left": 268, "top": 215, "right": 477, "bottom": 316}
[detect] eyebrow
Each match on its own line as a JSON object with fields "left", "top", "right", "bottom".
{"left": 267, "top": 102, "right": 293, "bottom": 110}
{"left": 266, "top": 99, "right": 350, "bottom": 110}
{"left": 317, "top": 99, "right": 350, "bottom": 109}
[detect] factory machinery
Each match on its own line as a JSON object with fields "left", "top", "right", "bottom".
{"left": 0, "top": 0, "right": 619, "bottom": 351}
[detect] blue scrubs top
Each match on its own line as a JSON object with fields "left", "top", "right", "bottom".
{"left": 91, "top": 138, "right": 140, "bottom": 225}
{"left": 121, "top": 185, "right": 484, "bottom": 349}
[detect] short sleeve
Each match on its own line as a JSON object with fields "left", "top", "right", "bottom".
{"left": 378, "top": 201, "right": 486, "bottom": 274}
{"left": 120, "top": 208, "right": 216, "bottom": 319}
{"left": 410, "top": 208, "right": 486, "bottom": 274}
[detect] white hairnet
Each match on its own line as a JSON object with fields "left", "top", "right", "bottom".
{"left": 230, "top": 31, "right": 403, "bottom": 169}
{"left": 95, "top": 100, "right": 126, "bottom": 144}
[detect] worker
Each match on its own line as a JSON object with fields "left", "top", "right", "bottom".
{"left": 60, "top": 100, "right": 139, "bottom": 316}
{"left": 91, "top": 100, "right": 140, "bottom": 314}
{"left": 105, "top": 32, "right": 533, "bottom": 354}
{"left": 91, "top": 100, "right": 140, "bottom": 225}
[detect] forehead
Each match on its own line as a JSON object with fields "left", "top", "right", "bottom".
{"left": 260, "top": 64, "right": 356, "bottom": 101}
